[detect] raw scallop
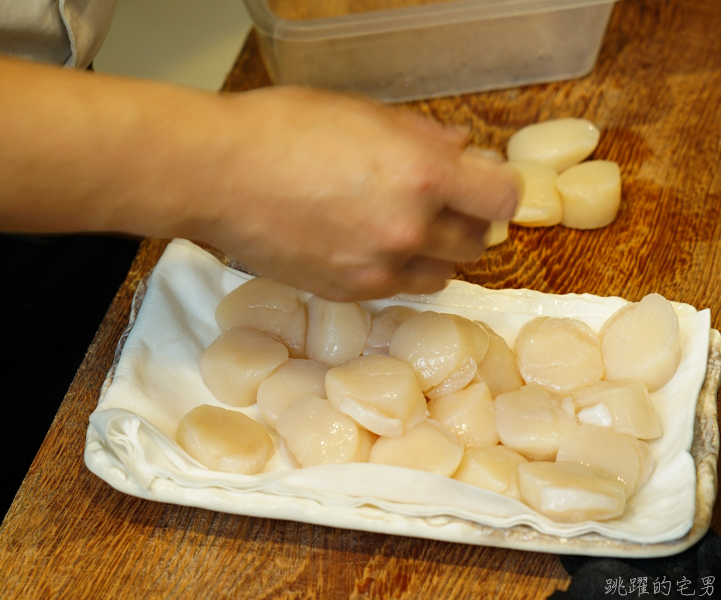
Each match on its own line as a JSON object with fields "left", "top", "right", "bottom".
{"left": 427, "top": 381, "right": 498, "bottom": 448}
{"left": 518, "top": 461, "right": 626, "bottom": 523}
{"left": 325, "top": 354, "right": 428, "bottom": 438}
{"left": 256, "top": 358, "right": 329, "bottom": 429}
{"left": 572, "top": 380, "right": 661, "bottom": 439}
{"left": 200, "top": 327, "right": 289, "bottom": 407}
{"left": 363, "top": 306, "right": 419, "bottom": 356}
{"left": 278, "top": 395, "right": 375, "bottom": 467}
{"left": 483, "top": 220, "right": 510, "bottom": 247}
{"left": 475, "top": 322, "right": 524, "bottom": 398}
{"left": 556, "top": 424, "right": 653, "bottom": 498}
{"left": 453, "top": 445, "right": 527, "bottom": 501}
{"left": 495, "top": 384, "right": 578, "bottom": 461}
{"left": 557, "top": 160, "right": 622, "bottom": 230}
{"left": 509, "top": 161, "right": 563, "bottom": 227}
{"left": 389, "top": 311, "right": 488, "bottom": 391}
{"left": 369, "top": 419, "right": 464, "bottom": 476}
{"left": 629, "top": 437, "right": 654, "bottom": 496}
{"left": 600, "top": 293, "right": 681, "bottom": 392}
{"left": 515, "top": 317, "right": 604, "bottom": 394}
{"left": 425, "top": 356, "right": 478, "bottom": 400}
{"left": 215, "top": 277, "right": 307, "bottom": 358}
{"left": 177, "top": 405, "right": 274, "bottom": 475}
{"left": 450, "top": 315, "right": 490, "bottom": 364}
{"left": 305, "top": 296, "right": 371, "bottom": 366}
{"left": 506, "top": 118, "right": 600, "bottom": 173}
{"left": 430, "top": 315, "right": 490, "bottom": 395}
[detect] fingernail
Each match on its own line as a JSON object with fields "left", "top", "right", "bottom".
{"left": 463, "top": 145, "right": 504, "bottom": 163}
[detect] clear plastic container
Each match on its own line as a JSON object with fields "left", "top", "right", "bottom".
{"left": 242, "top": 0, "right": 619, "bottom": 102}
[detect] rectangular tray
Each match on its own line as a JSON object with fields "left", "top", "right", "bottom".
{"left": 84, "top": 240, "right": 719, "bottom": 557}
{"left": 243, "top": 0, "right": 619, "bottom": 101}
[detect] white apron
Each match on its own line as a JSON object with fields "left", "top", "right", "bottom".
{"left": 0, "top": 0, "right": 115, "bottom": 69}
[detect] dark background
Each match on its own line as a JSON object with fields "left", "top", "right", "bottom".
{"left": 0, "top": 233, "right": 138, "bottom": 518}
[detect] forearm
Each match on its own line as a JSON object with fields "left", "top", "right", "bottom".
{"left": 0, "top": 55, "right": 232, "bottom": 238}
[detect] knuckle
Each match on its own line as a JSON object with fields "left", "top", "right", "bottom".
{"left": 398, "top": 161, "right": 443, "bottom": 198}
{"left": 362, "top": 211, "right": 429, "bottom": 255}
{"left": 353, "top": 264, "right": 395, "bottom": 292}
{"left": 339, "top": 264, "right": 401, "bottom": 300}
{"left": 383, "top": 218, "right": 428, "bottom": 253}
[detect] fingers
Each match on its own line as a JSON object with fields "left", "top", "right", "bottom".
{"left": 441, "top": 151, "right": 524, "bottom": 222}
{"left": 288, "top": 256, "right": 454, "bottom": 302}
{"left": 387, "top": 110, "right": 521, "bottom": 224}
{"left": 420, "top": 208, "right": 490, "bottom": 263}
{"left": 393, "top": 255, "right": 456, "bottom": 296}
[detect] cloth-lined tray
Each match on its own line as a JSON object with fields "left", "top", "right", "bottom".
{"left": 84, "top": 239, "right": 720, "bottom": 557}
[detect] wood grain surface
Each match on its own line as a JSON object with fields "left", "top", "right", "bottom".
{"left": 2, "top": 0, "right": 720, "bottom": 597}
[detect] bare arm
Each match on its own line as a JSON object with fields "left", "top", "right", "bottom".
{"left": 0, "top": 55, "right": 520, "bottom": 300}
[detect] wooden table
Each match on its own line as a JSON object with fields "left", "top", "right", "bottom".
{"left": 2, "top": 0, "right": 720, "bottom": 596}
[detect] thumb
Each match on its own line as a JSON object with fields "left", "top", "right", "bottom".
{"left": 442, "top": 149, "right": 523, "bottom": 221}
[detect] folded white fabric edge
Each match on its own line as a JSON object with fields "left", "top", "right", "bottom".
{"left": 84, "top": 239, "right": 710, "bottom": 547}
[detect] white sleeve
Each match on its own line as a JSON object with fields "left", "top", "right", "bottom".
{"left": 0, "top": 0, "right": 115, "bottom": 69}
{"left": 60, "top": 0, "right": 117, "bottom": 69}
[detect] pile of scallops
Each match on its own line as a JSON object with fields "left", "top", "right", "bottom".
{"left": 177, "top": 278, "right": 681, "bottom": 524}
{"left": 486, "top": 117, "right": 622, "bottom": 247}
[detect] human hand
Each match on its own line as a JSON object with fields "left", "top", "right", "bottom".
{"left": 159, "top": 87, "right": 521, "bottom": 300}
{"left": 0, "top": 59, "right": 519, "bottom": 300}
